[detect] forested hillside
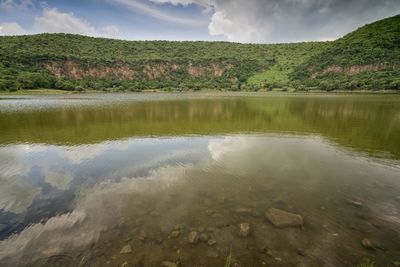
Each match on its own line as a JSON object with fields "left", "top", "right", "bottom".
{"left": 291, "top": 14, "right": 400, "bottom": 91}
{"left": 0, "top": 34, "right": 326, "bottom": 91}
{"left": 0, "top": 14, "right": 399, "bottom": 92}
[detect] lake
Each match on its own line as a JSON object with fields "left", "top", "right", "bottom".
{"left": 0, "top": 93, "right": 399, "bottom": 267}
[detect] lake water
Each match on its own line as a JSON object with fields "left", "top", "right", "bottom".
{"left": 0, "top": 93, "right": 399, "bottom": 267}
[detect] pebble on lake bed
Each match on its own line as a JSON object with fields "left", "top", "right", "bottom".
{"left": 170, "top": 230, "right": 180, "bottom": 238}
{"left": 120, "top": 244, "right": 132, "bottom": 254}
{"left": 207, "top": 251, "right": 219, "bottom": 258}
{"left": 346, "top": 199, "right": 363, "bottom": 208}
{"left": 161, "top": 261, "right": 178, "bottom": 267}
{"left": 188, "top": 231, "right": 199, "bottom": 244}
{"left": 239, "top": 223, "right": 251, "bottom": 237}
{"left": 361, "top": 238, "right": 378, "bottom": 250}
{"left": 137, "top": 230, "right": 146, "bottom": 241}
{"left": 265, "top": 208, "right": 303, "bottom": 228}
{"left": 207, "top": 239, "right": 217, "bottom": 246}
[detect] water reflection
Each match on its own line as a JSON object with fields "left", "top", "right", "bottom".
{"left": 0, "top": 135, "right": 399, "bottom": 266}
{"left": 1, "top": 94, "right": 400, "bottom": 158}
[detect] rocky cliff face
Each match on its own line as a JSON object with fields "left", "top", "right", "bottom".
{"left": 45, "top": 61, "right": 235, "bottom": 81}
{"left": 309, "top": 64, "right": 391, "bottom": 79}
{"left": 46, "top": 61, "right": 136, "bottom": 80}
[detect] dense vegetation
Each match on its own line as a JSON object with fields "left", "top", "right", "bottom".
{"left": 291, "top": 14, "right": 400, "bottom": 91}
{"left": 0, "top": 34, "right": 326, "bottom": 91}
{"left": 0, "top": 14, "right": 399, "bottom": 92}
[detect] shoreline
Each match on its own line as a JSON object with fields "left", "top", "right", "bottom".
{"left": 0, "top": 88, "right": 399, "bottom": 96}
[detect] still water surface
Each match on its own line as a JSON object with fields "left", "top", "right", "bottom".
{"left": 0, "top": 93, "right": 399, "bottom": 267}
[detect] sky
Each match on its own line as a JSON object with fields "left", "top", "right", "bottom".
{"left": 0, "top": 0, "right": 400, "bottom": 43}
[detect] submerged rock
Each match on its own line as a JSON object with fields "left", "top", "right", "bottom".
{"left": 173, "top": 224, "right": 185, "bottom": 231}
{"left": 207, "top": 251, "right": 219, "bottom": 258}
{"left": 266, "top": 249, "right": 282, "bottom": 262}
{"left": 42, "top": 247, "right": 64, "bottom": 257}
{"left": 361, "top": 238, "right": 378, "bottom": 250}
{"left": 239, "top": 223, "right": 251, "bottom": 237}
{"left": 265, "top": 208, "right": 303, "bottom": 228}
{"left": 120, "top": 244, "right": 132, "bottom": 254}
{"left": 345, "top": 199, "right": 363, "bottom": 208}
{"left": 188, "top": 231, "right": 199, "bottom": 244}
{"left": 170, "top": 230, "right": 180, "bottom": 238}
{"left": 161, "top": 261, "right": 178, "bottom": 267}
{"left": 137, "top": 230, "right": 146, "bottom": 241}
{"left": 207, "top": 239, "right": 217, "bottom": 246}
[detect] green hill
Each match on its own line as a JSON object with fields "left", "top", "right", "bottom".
{"left": 291, "top": 14, "right": 400, "bottom": 91}
{"left": 0, "top": 34, "right": 326, "bottom": 92}
{"left": 0, "top": 15, "right": 399, "bottom": 92}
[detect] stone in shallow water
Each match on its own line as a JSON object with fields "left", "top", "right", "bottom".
{"left": 239, "top": 223, "right": 251, "bottom": 237}
{"left": 207, "top": 239, "right": 217, "bottom": 246}
{"left": 361, "top": 238, "right": 378, "bottom": 250}
{"left": 137, "top": 230, "right": 146, "bottom": 241}
{"left": 188, "top": 231, "right": 199, "bottom": 244}
{"left": 266, "top": 249, "right": 282, "bottom": 262}
{"left": 161, "top": 261, "right": 178, "bottom": 267}
{"left": 120, "top": 244, "right": 132, "bottom": 254}
{"left": 170, "top": 230, "right": 180, "bottom": 238}
{"left": 265, "top": 208, "right": 303, "bottom": 228}
{"left": 174, "top": 224, "right": 184, "bottom": 230}
{"left": 346, "top": 199, "right": 363, "bottom": 208}
{"left": 42, "top": 247, "right": 64, "bottom": 257}
{"left": 207, "top": 251, "right": 219, "bottom": 258}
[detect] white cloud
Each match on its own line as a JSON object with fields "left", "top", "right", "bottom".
{"left": 0, "top": 0, "right": 32, "bottom": 11}
{"left": 149, "top": 0, "right": 400, "bottom": 43}
{"left": 33, "top": 7, "right": 122, "bottom": 38}
{"left": 111, "top": 0, "right": 207, "bottom": 26}
{"left": 0, "top": 22, "right": 26, "bottom": 36}
{"left": 100, "top": 25, "right": 122, "bottom": 38}
{"left": 208, "top": 10, "right": 264, "bottom": 43}
{"left": 150, "top": 0, "right": 209, "bottom": 7}
{"left": 34, "top": 8, "right": 97, "bottom": 35}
